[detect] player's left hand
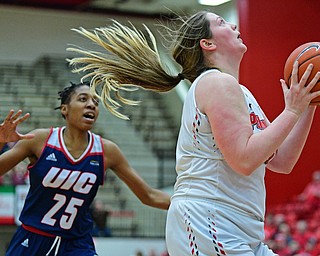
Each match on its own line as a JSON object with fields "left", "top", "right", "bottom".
{"left": 0, "top": 109, "right": 35, "bottom": 142}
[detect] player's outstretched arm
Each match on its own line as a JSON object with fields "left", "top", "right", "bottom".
{"left": 0, "top": 109, "right": 34, "bottom": 144}
{"left": 104, "top": 139, "right": 171, "bottom": 210}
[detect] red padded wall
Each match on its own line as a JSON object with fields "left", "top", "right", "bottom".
{"left": 237, "top": 0, "right": 320, "bottom": 207}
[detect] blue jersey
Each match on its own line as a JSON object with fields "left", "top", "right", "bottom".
{"left": 19, "top": 127, "right": 105, "bottom": 239}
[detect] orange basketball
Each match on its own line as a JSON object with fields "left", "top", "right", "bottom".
{"left": 284, "top": 42, "right": 320, "bottom": 104}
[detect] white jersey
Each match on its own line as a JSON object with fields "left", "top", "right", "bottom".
{"left": 173, "top": 69, "right": 268, "bottom": 220}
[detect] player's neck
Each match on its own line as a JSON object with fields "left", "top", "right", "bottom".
{"left": 62, "top": 127, "right": 89, "bottom": 150}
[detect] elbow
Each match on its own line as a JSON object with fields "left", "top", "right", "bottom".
{"left": 139, "top": 192, "right": 157, "bottom": 208}
{"left": 140, "top": 191, "right": 170, "bottom": 210}
{"left": 139, "top": 194, "right": 152, "bottom": 206}
{"left": 229, "top": 161, "right": 259, "bottom": 176}
{"left": 227, "top": 155, "right": 282, "bottom": 176}
{"left": 237, "top": 167, "right": 256, "bottom": 177}
{"left": 225, "top": 153, "right": 264, "bottom": 176}
{"left": 140, "top": 196, "right": 162, "bottom": 209}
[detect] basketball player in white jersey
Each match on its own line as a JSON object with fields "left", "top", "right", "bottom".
{"left": 65, "top": 11, "right": 320, "bottom": 255}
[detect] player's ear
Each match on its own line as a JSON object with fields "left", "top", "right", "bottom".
{"left": 60, "top": 104, "right": 67, "bottom": 116}
{"left": 200, "top": 39, "right": 216, "bottom": 51}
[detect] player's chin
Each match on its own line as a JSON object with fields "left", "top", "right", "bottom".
{"left": 81, "top": 122, "right": 95, "bottom": 130}
{"left": 240, "top": 43, "right": 247, "bottom": 53}
{"left": 82, "top": 117, "right": 96, "bottom": 124}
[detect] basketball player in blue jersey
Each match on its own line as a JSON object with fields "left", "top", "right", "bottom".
{"left": 0, "top": 82, "right": 170, "bottom": 256}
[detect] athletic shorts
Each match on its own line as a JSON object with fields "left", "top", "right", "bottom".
{"left": 166, "top": 198, "right": 278, "bottom": 256}
{"left": 5, "top": 225, "right": 98, "bottom": 256}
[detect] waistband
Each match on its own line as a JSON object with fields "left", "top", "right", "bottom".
{"left": 22, "top": 224, "right": 56, "bottom": 237}
{"left": 170, "top": 196, "right": 264, "bottom": 222}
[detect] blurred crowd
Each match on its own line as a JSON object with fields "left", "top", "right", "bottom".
{"left": 265, "top": 170, "right": 320, "bottom": 255}
{"left": 0, "top": 142, "right": 29, "bottom": 186}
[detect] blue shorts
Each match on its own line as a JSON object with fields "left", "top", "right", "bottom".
{"left": 5, "top": 225, "right": 98, "bottom": 256}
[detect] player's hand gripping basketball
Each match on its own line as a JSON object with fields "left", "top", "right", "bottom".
{"left": 280, "top": 61, "right": 320, "bottom": 116}
{"left": 0, "top": 109, "right": 34, "bottom": 143}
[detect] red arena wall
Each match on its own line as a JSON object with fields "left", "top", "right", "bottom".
{"left": 237, "top": 0, "right": 320, "bottom": 207}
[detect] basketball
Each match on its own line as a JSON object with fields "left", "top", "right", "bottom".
{"left": 284, "top": 42, "right": 320, "bottom": 104}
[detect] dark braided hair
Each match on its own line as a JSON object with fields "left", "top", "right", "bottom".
{"left": 55, "top": 81, "right": 90, "bottom": 118}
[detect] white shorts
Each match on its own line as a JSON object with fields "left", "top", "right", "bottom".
{"left": 165, "top": 198, "right": 278, "bottom": 256}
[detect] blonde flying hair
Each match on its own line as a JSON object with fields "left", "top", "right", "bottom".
{"left": 67, "top": 11, "right": 211, "bottom": 119}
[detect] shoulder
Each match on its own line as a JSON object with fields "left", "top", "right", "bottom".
{"left": 101, "top": 137, "right": 115, "bottom": 147}
{"left": 30, "top": 128, "right": 52, "bottom": 141}
{"left": 198, "top": 71, "right": 239, "bottom": 91}
{"left": 101, "top": 138, "right": 128, "bottom": 170}
{"left": 101, "top": 138, "right": 121, "bottom": 155}
{"left": 197, "top": 71, "right": 243, "bottom": 103}
{"left": 16, "top": 128, "right": 51, "bottom": 144}
{"left": 31, "top": 128, "right": 51, "bottom": 136}
{"left": 196, "top": 72, "right": 244, "bottom": 113}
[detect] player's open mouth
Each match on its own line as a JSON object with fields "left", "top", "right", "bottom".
{"left": 83, "top": 112, "right": 95, "bottom": 119}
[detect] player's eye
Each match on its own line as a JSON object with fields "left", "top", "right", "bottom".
{"left": 217, "top": 17, "right": 225, "bottom": 25}
{"left": 79, "top": 96, "right": 87, "bottom": 102}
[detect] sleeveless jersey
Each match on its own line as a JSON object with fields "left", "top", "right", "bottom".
{"left": 19, "top": 127, "right": 105, "bottom": 239}
{"left": 173, "top": 69, "right": 268, "bottom": 220}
